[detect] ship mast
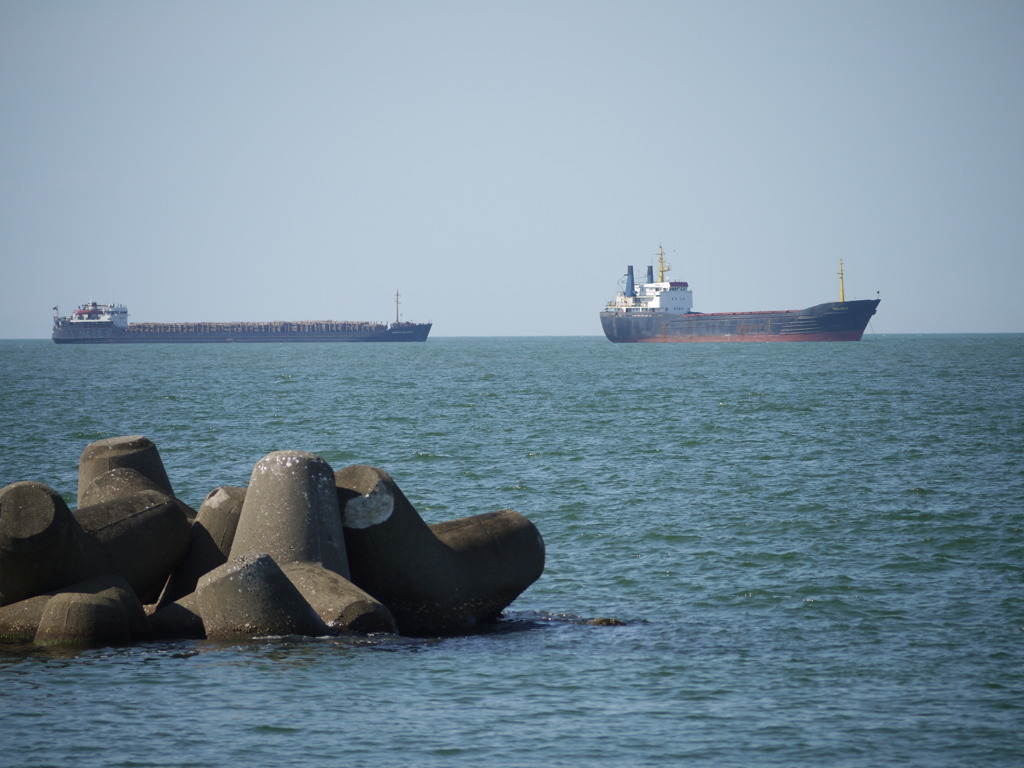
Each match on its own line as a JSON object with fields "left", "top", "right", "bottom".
{"left": 395, "top": 290, "right": 401, "bottom": 324}
{"left": 657, "top": 245, "right": 672, "bottom": 283}
{"left": 838, "top": 260, "right": 845, "bottom": 302}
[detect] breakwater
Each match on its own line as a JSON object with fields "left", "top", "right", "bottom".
{"left": 0, "top": 435, "right": 544, "bottom": 645}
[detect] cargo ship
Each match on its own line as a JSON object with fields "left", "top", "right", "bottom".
{"left": 600, "top": 247, "right": 879, "bottom": 343}
{"left": 52, "top": 293, "right": 431, "bottom": 344}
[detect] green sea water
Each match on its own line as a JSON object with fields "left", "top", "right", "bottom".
{"left": 1, "top": 335, "right": 1022, "bottom": 767}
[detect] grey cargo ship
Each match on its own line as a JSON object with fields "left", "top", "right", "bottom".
{"left": 52, "top": 294, "right": 431, "bottom": 344}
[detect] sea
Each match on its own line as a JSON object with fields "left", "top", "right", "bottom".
{"left": 0, "top": 334, "right": 1021, "bottom": 768}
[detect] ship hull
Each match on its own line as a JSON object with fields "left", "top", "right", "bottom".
{"left": 52, "top": 321, "right": 432, "bottom": 344}
{"left": 600, "top": 299, "right": 879, "bottom": 343}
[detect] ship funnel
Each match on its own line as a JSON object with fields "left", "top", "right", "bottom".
{"left": 624, "top": 266, "right": 636, "bottom": 297}
{"left": 646, "top": 265, "right": 654, "bottom": 284}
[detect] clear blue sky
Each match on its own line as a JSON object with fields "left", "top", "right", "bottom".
{"left": 2, "top": 0, "right": 1022, "bottom": 337}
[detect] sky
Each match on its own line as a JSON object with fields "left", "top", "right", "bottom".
{"left": 1, "top": 0, "right": 1022, "bottom": 337}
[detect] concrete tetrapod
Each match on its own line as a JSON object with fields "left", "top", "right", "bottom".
{"left": 158, "top": 485, "right": 245, "bottom": 606}
{"left": 0, "top": 481, "right": 110, "bottom": 606}
{"left": 80, "top": 466, "right": 174, "bottom": 506}
{"left": 3, "top": 437, "right": 546, "bottom": 643}
{"left": 4, "top": 574, "right": 149, "bottom": 644}
{"left": 280, "top": 561, "right": 397, "bottom": 635}
{"left": 77, "top": 435, "right": 175, "bottom": 506}
{"left": 335, "top": 465, "right": 545, "bottom": 636}
{"left": 74, "top": 489, "right": 192, "bottom": 603}
{"left": 79, "top": 467, "right": 197, "bottom": 524}
{"left": 227, "top": 453, "right": 393, "bottom": 634}
{"left": 27, "top": 574, "right": 146, "bottom": 645}
{"left": 34, "top": 592, "right": 133, "bottom": 646}
{"left": 0, "top": 594, "right": 51, "bottom": 640}
{"left": 230, "top": 451, "right": 348, "bottom": 578}
{"left": 196, "top": 554, "right": 328, "bottom": 639}
{"left": 148, "top": 592, "right": 205, "bottom": 640}
{"left": 429, "top": 509, "right": 547, "bottom": 625}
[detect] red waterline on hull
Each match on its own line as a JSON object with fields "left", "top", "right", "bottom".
{"left": 630, "top": 330, "right": 866, "bottom": 343}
